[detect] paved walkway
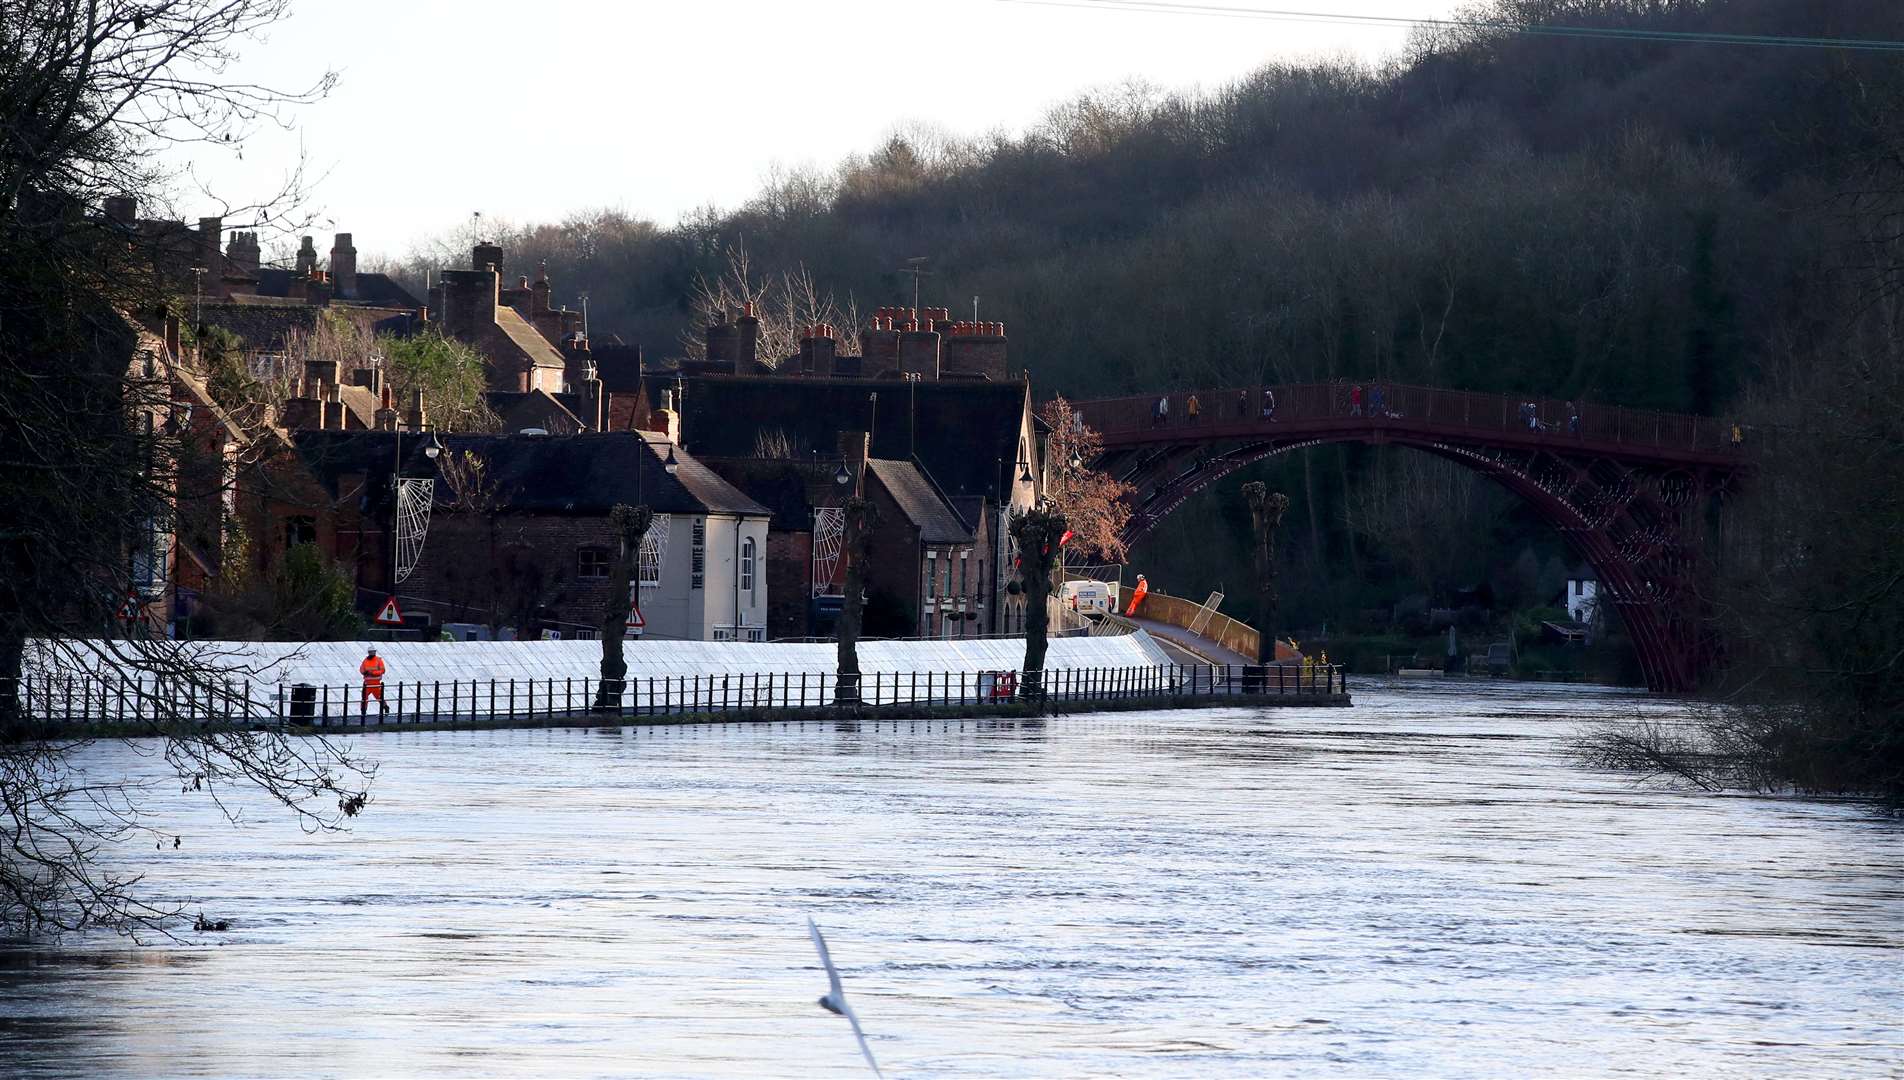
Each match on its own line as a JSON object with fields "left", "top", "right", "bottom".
{"left": 1128, "top": 617, "right": 1256, "bottom": 668}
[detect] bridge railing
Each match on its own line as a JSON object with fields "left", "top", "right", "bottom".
{"left": 1078, "top": 381, "right": 1740, "bottom": 455}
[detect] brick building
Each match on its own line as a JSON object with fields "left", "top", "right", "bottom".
{"left": 634, "top": 356, "right": 1039, "bottom": 634}
{"left": 275, "top": 431, "right": 770, "bottom": 642}
{"left": 703, "top": 436, "right": 995, "bottom": 640}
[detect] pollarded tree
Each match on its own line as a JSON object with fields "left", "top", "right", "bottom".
{"left": 1011, "top": 506, "right": 1069, "bottom": 701}
{"left": 594, "top": 503, "right": 653, "bottom": 711}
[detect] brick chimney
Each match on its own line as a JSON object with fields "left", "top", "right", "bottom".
{"left": 704, "top": 311, "right": 737, "bottom": 368}
{"left": 350, "top": 363, "right": 383, "bottom": 398}
{"left": 530, "top": 261, "right": 552, "bottom": 316}
{"left": 859, "top": 309, "right": 902, "bottom": 374}
{"left": 648, "top": 387, "right": 682, "bottom": 445}
{"left": 943, "top": 321, "right": 1008, "bottom": 380}
{"left": 472, "top": 241, "right": 504, "bottom": 274}
{"left": 279, "top": 390, "right": 320, "bottom": 431}
{"left": 196, "top": 216, "right": 222, "bottom": 272}
{"left": 304, "top": 354, "right": 341, "bottom": 392}
{"left": 439, "top": 268, "right": 499, "bottom": 341}
{"left": 735, "top": 302, "right": 759, "bottom": 372}
{"left": 404, "top": 388, "right": 428, "bottom": 433}
{"left": 838, "top": 430, "right": 869, "bottom": 491}
{"left": 329, "top": 232, "right": 357, "bottom": 299}
{"left": 374, "top": 383, "right": 398, "bottom": 431}
{"left": 577, "top": 362, "right": 603, "bottom": 431}
{"left": 799, "top": 323, "right": 837, "bottom": 377}
{"left": 103, "top": 195, "right": 136, "bottom": 225}
{"left": 295, "top": 236, "right": 318, "bottom": 275}
{"left": 321, "top": 383, "right": 347, "bottom": 430}
{"left": 294, "top": 269, "right": 331, "bottom": 307}
{"left": 225, "top": 231, "right": 261, "bottom": 277}
{"left": 898, "top": 324, "right": 941, "bottom": 380}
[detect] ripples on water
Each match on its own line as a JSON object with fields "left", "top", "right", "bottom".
{"left": 2, "top": 679, "right": 1900, "bottom": 1078}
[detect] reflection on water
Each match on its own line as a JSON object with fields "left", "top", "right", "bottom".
{"left": 3, "top": 680, "right": 1900, "bottom": 1078}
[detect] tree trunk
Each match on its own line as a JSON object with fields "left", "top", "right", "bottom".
{"left": 1243, "top": 483, "right": 1290, "bottom": 666}
{"left": 0, "top": 625, "right": 24, "bottom": 731}
{"left": 595, "top": 504, "right": 652, "bottom": 711}
{"left": 835, "top": 497, "right": 873, "bottom": 706}
{"left": 1012, "top": 508, "right": 1068, "bottom": 703}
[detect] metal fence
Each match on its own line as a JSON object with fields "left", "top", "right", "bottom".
{"left": 11, "top": 663, "right": 1347, "bottom": 727}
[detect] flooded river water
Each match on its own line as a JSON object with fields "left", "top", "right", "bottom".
{"left": 3, "top": 679, "right": 1900, "bottom": 1077}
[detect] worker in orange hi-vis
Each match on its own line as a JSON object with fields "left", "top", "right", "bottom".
{"left": 1125, "top": 574, "right": 1149, "bottom": 616}
{"left": 359, "top": 646, "right": 388, "bottom": 717}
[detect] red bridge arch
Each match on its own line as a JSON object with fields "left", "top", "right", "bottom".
{"left": 1072, "top": 381, "right": 1747, "bottom": 694}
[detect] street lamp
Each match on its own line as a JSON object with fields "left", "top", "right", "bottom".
{"left": 189, "top": 265, "right": 206, "bottom": 333}
{"left": 833, "top": 462, "right": 852, "bottom": 487}
{"left": 664, "top": 445, "right": 679, "bottom": 476}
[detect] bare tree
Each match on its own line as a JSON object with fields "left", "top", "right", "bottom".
{"left": 0, "top": 1, "right": 377, "bottom": 938}
{"left": 1039, "top": 396, "right": 1133, "bottom": 564}
{"left": 682, "top": 243, "right": 860, "bottom": 368}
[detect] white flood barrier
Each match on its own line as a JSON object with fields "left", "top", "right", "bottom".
{"left": 21, "top": 633, "right": 1188, "bottom": 723}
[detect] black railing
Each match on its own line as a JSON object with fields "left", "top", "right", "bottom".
{"left": 10, "top": 664, "right": 1347, "bottom": 726}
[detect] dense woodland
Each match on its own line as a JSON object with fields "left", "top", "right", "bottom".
{"left": 378, "top": 0, "right": 1903, "bottom": 790}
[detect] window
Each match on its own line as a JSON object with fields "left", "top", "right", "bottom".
{"left": 925, "top": 552, "right": 938, "bottom": 599}
{"left": 691, "top": 518, "right": 705, "bottom": 589}
{"left": 741, "top": 537, "right": 756, "bottom": 598}
{"left": 577, "top": 547, "right": 610, "bottom": 580}
{"left": 285, "top": 515, "right": 317, "bottom": 548}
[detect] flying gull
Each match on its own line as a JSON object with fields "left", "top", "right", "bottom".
{"left": 808, "top": 916, "right": 884, "bottom": 1078}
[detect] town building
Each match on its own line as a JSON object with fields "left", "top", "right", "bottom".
{"left": 703, "top": 435, "right": 994, "bottom": 640}
{"left": 657, "top": 373, "right": 1033, "bottom": 634}
{"left": 273, "top": 431, "right": 770, "bottom": 642}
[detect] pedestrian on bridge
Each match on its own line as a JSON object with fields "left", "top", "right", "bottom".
{"left": 359, "top": 647, "right": 389, "bottom": 718}
{"left": 1153, "top": 396, "right": 1169, "bottom": 427}
{"left": 1186, "top": 394, "right": 1201, "bottom": 423}
{"left": 1261, "top": 388, "right": 1277, "bottom": 421}
{"left": 1349, "top": 384, "right": 1364, "bottom": 417}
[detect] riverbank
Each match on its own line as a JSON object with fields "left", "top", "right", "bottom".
{"left": 9, "top": 685, "right": 1353, "bottom": 738}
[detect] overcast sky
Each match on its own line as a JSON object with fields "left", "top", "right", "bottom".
{"left": 173, "top": 0, "right": 1460, "bottom": 260}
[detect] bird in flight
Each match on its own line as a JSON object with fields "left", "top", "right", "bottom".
{"left": 808, "top": 917, "right": 884, "bottom": 1078}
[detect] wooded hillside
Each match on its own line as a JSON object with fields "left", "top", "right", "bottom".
{"left": 387, "top": 0, "right": 1904, "bottom": 686}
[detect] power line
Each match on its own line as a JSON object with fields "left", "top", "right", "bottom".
{"left": 996, "top": 0, "right": 1904, "bottom": 53}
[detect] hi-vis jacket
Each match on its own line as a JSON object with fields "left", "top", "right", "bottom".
{"left": 359, "top": 656, "right": 386, "bottom": 685}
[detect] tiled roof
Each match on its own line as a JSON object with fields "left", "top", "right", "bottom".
{"left": 290, "top": 431, "right": 769, "bottom": 517}
{"left": 250, "top": 268, "right": 422, "bottom": 309}
{"left": 201, "top": 302, "right": 419, "bottom": 352}
{"left": 644, "top": 373, "right": 1031, "bottom": 501}
{"left": 487, "top": 389, "right": 585, "bottom": 434}
{"left": 868, "top": 459, "right": 973, "bottom": 545}
{"left": 493, "top": 307, "right": 566, "bottom": 370}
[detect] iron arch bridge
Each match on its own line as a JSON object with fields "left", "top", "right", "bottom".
{"left": 1071, "top": 381, "right": 1748, "bottom": 695}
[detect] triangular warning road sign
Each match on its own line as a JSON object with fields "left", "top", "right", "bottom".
{"left": 373, "top": 595, "right": 404, "bottom": 626}
{"left": 630, "top": 606, "right": 645, "bottom": 629}
{"left": 117, "top": 591, "right": 143, "bottom": 623}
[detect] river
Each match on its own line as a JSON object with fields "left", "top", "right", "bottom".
{"left": 2, "top": 679, "right": 1899, "bottom": 1078}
